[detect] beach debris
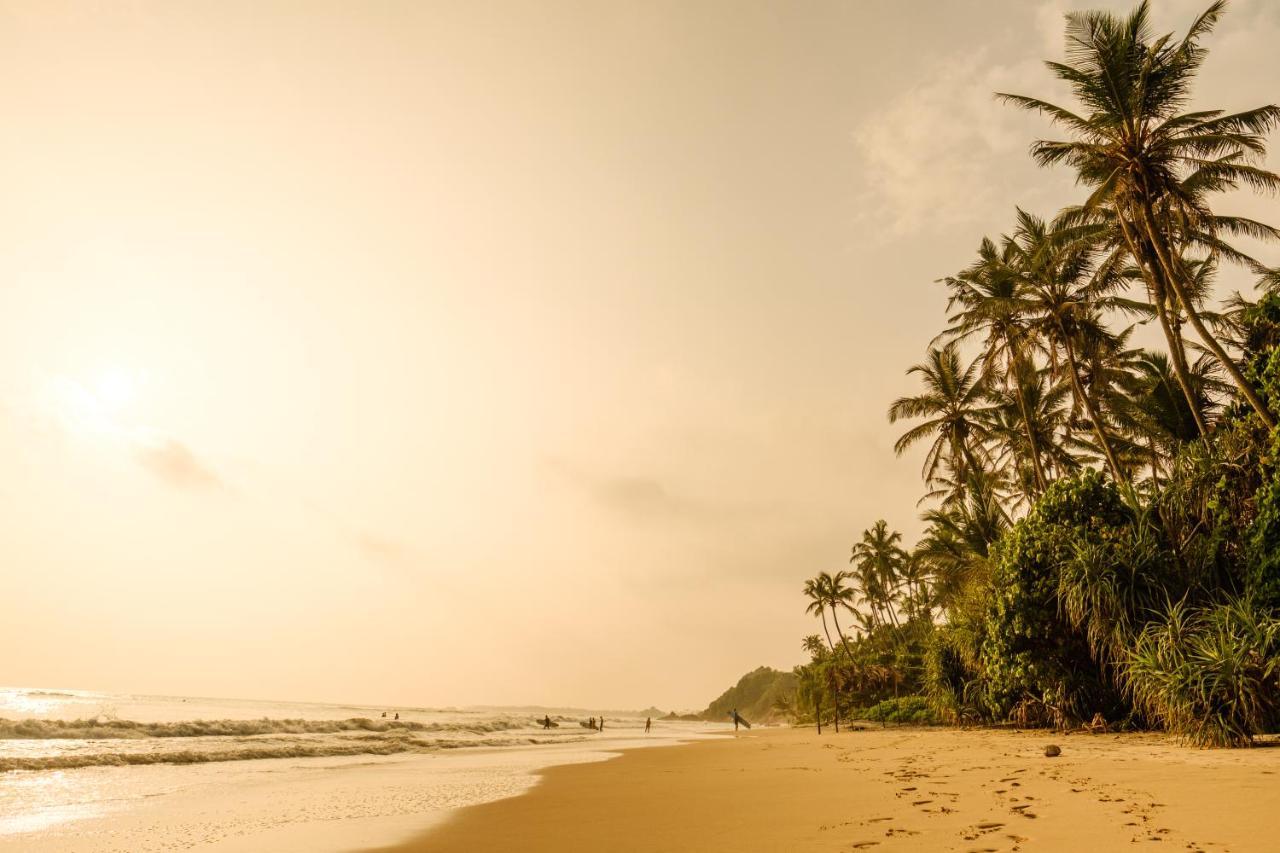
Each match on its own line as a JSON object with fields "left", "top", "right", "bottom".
{"left": 1044, "top": 744, "right": 1061, "bottom": 757}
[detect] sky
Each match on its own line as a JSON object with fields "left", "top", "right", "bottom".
{"left": 2, "top": 0, "right": 1278, "bottom": 711}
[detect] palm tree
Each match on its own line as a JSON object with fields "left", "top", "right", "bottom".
{"left": 915, "top": 467, "right": 1009, "bottom": 606}
{"left": 803, "top": 576, "right": 838, "bottom": 654}
{"left": 888, "top": 343, "right": 995, "bottom": 499}
{"left": 824, "top": 571, "right": 859, "bottom": 662}
{"left": 984, "top": 359, "right": 1076, "bottom": 502}
{"left": 942, "top": 237, "right": 1050, "bottom": 493}
{"left": 805, "top": 572, "right": 857, "bottom": 663}
{"left": 1005, "top": 210, "right": 1130, "bottom": 482}
{"left": 999, "top": 0, "right": 1280, "bottom": 427}
{"left": 850, "top": 521, "right": 908, "bottom": 629}
{"left": 1110, "top": 349, "right": 1223, "bottom": 484}
{"left": 1056, "top": 202, "right": 1211, "bottom": 438}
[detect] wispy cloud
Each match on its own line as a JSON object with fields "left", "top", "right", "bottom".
{"left": 134, "top": 439, "right": 223, "bottom": 491}
{"left": 590, "top": 475, "right": 685, "bottom": 517}
{"left": 851, "top": 49, "right": 1056, "bottom": 238}
{"left": 356, "top": 531, "right": 407, "bottom": 563}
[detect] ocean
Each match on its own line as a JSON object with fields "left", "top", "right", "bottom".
{"left": 0, "top": 686, "right": 721, "bottom": 851}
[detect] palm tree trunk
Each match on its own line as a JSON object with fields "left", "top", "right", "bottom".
{"left": 830, "top": 609, "right": 856, "bottom": 666}
{"left": 1009, "top": 350, "right": 1049, "bottom": 493}
{"left": 1061, "top": 335, "right": 1127, "bottom": 483}
{"left": 819, "top": 611, "right": 837, "bottom": 654}
{"left": 1135, "top": 201, "right": 1275, "bottom": 428}
{"left": 1117, "top": 220, "right": 1209, "bottom": 438}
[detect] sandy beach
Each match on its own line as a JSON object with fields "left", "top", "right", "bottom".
{"left": 380, "top": 726, "right": 1280, "bottom": 852}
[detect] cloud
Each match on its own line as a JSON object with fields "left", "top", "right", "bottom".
{"left": 356, "top": 531, "right": 407, "bottom": 563}
{"left": 134, "top": 439, "right": 222, "bottom": 491}
{"left": 544, "top": 457, "right": 701, "bottom": 520}
{"left": 851, "top": 0, "right": 1280, "bottom": 241}
{"left": 851, "top": 49, "right": 1056, "bottom": 237}
{"left": 591, "top": 475, "right": 684, "bottom": 517}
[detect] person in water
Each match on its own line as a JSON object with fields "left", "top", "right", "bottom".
{"left": 645, "top": 717, "right": 651, "bottom": 734}
{"left": 598, "top": 715, "right": 604, "bottom": 732}
{"left": 588, "top": 716, "right": 595, "bottom": 730}
{"left": 542, "top": 715, "right": 553, "bottom": 730}
{"left": 394, "top": 712, "right": 399, "bottom": 721}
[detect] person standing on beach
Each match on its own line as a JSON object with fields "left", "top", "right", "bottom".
{"left": 733, "top": 708, "right": 739, "bottom": 731}
{"left": 599, "top": 715, "right": 604, "bottom": 732}
{"left": 645, "top": 717, "right": 651, "bottom": 734}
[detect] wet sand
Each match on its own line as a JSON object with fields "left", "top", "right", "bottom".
{"left": 375, "top": 725, "right": 1280, "bottom": 852}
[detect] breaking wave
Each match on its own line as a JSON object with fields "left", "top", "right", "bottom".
{"left": 0, "top": 716, "right": 530, "bottom": 740}
{"left": 0, "top": 733, "right": 566, "bottom": 773}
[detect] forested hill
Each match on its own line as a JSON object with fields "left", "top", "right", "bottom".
{"left": 701, "top": 666, "right": 796, "bottom": 725}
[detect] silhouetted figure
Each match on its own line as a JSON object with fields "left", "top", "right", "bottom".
{"left": 589, "top": 716, "right": 596, "bottom": 730}
{"left": 394, "top": 712, "right": 399, "bottom": 721}
{"left": 543, "top": 715, "right": 553, "bottom": 730}
{"left": 599, "top": 715, "right": 604, "bottom": 732}
{"left": 733, "top": 708, "right": 739, "bottom": 731}
{"left": 381, "top": 712, "right": 387, "bottom": 718}
{"left": 645, "top": 717, "right": 651, "bottom": 734}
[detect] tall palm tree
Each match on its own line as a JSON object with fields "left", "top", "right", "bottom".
{"left": 999, "top": 0, "right": 1280, "bottom": 427}
{"left": 822, "top": 571, "right": 859, "bottom": 663}
{"left": 888, "top": 343, "right": 995, "bottom": 499}
{"left": 803, "top": 576, "right": 838, "bottom": 654}
{"left": 804, "top": 572, "right": 857, "bottom": 663}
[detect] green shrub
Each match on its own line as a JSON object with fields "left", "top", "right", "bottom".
{"left": 977, "top": 471, "right": 1129, "bottom": 726}
{"left": 1125, "top": 597, "right": 1280, "bottom": 747}
{"left": 858, "top": 695, "right": 939, "bottom": 725}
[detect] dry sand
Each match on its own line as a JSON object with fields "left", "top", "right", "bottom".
{"left": 376, "top": 725, "right": 1280, "bottom": 852}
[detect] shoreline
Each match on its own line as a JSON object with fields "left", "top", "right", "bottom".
{"left": 375, "top": 726, "right": 1280, "bottom": 852}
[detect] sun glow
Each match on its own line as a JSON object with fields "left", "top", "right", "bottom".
{"left": 42, "top": 367, "right": 144, "bottom": 439}
{"left": 94, "top": 368, "right": 138, "bottom": 412}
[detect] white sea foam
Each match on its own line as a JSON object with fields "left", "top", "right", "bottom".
{"left": 0, "top": 687, "right": 724, "bottom": 852}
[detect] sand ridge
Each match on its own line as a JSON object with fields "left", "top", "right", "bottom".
{"left": 375, "top": 726, "right": 1280, "bottom": 852}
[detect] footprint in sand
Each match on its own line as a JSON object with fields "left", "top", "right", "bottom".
{"left": 961, "top": 821, "right": 1005, "bottom": 840}
{"left": 912, "top": 800, "right": 934, "bottom": 806}
{"left": 865, "top": 817, "right": 893, "bottom": 824}
{"left": 850, "top": 843, "right": 880, "bottom": 849}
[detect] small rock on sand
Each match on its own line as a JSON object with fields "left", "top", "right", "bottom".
{"left": 1044, "top": 744, "right": 1061, "bottom": 757}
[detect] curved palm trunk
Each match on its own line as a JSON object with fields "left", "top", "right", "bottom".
{"left": 818, "top": 610, "right": 837, "bottom": 654}
{"left": 830, "top": 608, "right": 856, "bottom": 666}
{"left": 1136, "top": 201, "right": 1276, "bottom": 428}
{"left": 1061, "top": 335, "right": 1127, "bottom": 483}
{"left": 1117, "top": 221, "right": 1210, "bottom": 438}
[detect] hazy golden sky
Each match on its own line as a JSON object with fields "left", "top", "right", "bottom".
{"left": 2, "top": 0, "right": 1278, "bottom": 709}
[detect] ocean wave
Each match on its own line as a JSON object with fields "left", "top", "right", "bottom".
{"left": 0, "top": 733, "right": 567, "bottom": 773}
{"left": 0, "top": 716, "right": 531, "bottom": 740}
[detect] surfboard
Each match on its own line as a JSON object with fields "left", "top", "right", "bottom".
{"left": 729, "top": 711, "right": 751, "bottom": 729}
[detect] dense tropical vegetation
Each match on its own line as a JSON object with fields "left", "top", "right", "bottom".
{"left": 792, "top": 1, "right": 1280, "bottom": 746}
